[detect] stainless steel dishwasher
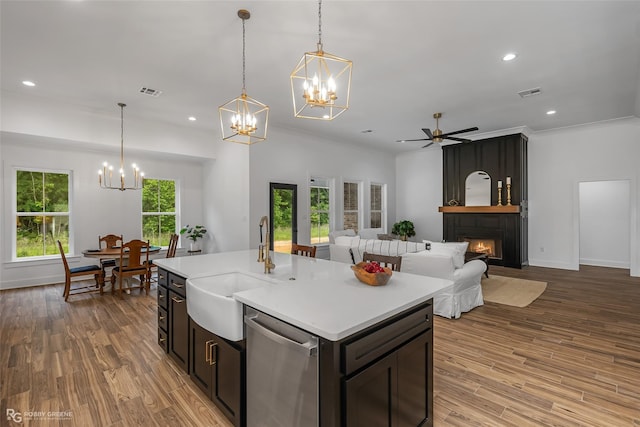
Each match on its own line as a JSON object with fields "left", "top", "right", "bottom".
{"left": 245, "top": 307, "right": 319, "bottom": 427}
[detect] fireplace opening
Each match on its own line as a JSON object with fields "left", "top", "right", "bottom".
{"left": 463, "top": 237, "right": 503, "bottom": 260}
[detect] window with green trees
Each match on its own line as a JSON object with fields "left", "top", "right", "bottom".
{"left": 142, "top": 178, "right": 176, "bottom": 247}
{"left": 310, "top": 178, "right": 330, "bottom": 244}
{"left": 15, "top": 169, "right": 70, "bottom": 258}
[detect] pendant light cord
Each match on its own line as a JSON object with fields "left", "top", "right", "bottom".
{"left": 119, "top": 103, "right": 125, "bottom": 170}
{"left": 242, "top": 16, "right": 246, "bottom": 93}
{"left": 317, "top": 0, "right": 323, "bottom": 50}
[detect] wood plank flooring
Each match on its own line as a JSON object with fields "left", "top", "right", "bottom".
{"left": 1, "top": 264, "right": 639, "bottom": 426}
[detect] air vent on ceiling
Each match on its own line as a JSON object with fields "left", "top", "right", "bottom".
{"left": 518, "top": 87, "right": 542, "bottom": 98}
{"left": 139, "top": 87, "right": 162, "bottom": 97}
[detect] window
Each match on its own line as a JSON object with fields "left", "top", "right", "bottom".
{"left": 15, "top": 169, "right": 70, "bottom": 258}
{"left": 142, "top": 178, "right": 177, "bottom": 247}
{"left": 310, "top": 178, "right": 330, "bottom": 244}
{"left": 343, "top": 181, "right": 360, "bottom": 232}
{"left": 370, "top": 183, "right": 385, "bottom": 229}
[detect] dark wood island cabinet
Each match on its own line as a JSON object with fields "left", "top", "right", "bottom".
{"left": 155, "top": 252, "right": 442, "bottom": 427}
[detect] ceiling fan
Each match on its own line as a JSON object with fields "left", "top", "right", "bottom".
{"left": 397, "top": 112, "right": 479, "bottom": 148}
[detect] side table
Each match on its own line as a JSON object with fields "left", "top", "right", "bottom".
{"left": 464, "top": 251, "right": 489, "bottom": 278}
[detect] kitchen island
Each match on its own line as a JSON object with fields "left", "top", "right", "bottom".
{"left": 154, "top": 250, "right": 452, "bottom": 427}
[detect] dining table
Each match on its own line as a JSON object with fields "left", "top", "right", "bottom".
{"left": 82, "top": 245, "right": 162, "bottom": 259}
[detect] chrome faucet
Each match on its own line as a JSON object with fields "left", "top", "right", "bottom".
{"left": 258, "top": 215, "right": 275, "bottom": 273}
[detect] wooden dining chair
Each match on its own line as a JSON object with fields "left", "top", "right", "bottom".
{"left": 57, "top": 240, "right": 104, "bottom": 301}
{"left": 148, "top": 233, "right": 179, "bottom": 284}
{"left": 98, "top": 234, "right": 123, "bottom": 279}
{"left": 111, "top": 239, "right": 151, "bottom": 298}
{"left": 291, "top": 243, "right": 317, "bottom": 258}
{"left": 362, "top": 252, "right": 402, "bottom": 272}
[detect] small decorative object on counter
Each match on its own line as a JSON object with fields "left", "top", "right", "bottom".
{"left": 180, "top": 224, "right": 207, "bottom": 251}
{"left": 351, "top": 262, "right": 392, "bottom": 286}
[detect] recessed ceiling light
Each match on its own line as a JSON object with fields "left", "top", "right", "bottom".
{"left": 188, "top": 116, "right": 197, "bottom": 121}
{"left": 361, "top": 129, "right": 373, "bottom": 133}
{"left": 546, "top": 110, "right": 556, "bottom": 115}
{"left": 22, "top": 80, "right": 36, "bottom": 87}
{"left": 502, "top": 53, "right": 517, "bottom": 62}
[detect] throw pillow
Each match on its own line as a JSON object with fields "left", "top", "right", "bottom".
{"left": 334, "top": 235, "right": 360, "bottom": 246}
{"left": 424, "top": 241, "right": 469, "bottom": 269}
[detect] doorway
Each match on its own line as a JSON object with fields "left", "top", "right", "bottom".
{"left": 270, "top": 183, "right": 297, "bottom": 254}
{"left": 578, "top": 180, "right": 630, "bottom": 269}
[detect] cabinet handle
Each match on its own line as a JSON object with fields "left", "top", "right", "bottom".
{"left": 209, "top": 342, "right": 218, "bottom": 366}
{"left": 205, "top": 339, "right": 214, "bottom": 363}
{"left": 159, "top": 338, "right": 166, "bottom": 343}
{"left": 172, "top": 282, "right": 184, "bottom": 288}
{"left": 159, "top": 293, "right": 165, "bottom": 299}
{"left": 171, "top": 296, "right": 184, "bottom": 303}
{"left": 159, "top": 274, "right": 165, "bottom": 280}
{"left": 159, "top": 315, "right": 165, "bottom": 321}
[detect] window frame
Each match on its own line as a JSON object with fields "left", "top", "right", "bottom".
{"left": 343, "top": 180, "right": 362, "bottom": 233}
{"left": 13, "top": 167, "right": 72, "bottom": 261}
{"left": 370, "top": 182, "right": 387, "bottom": 231}
{"left": 309, "top": 177, "right": 331, "bottom": 245}
{"left": 141, "top": 177, "right": 179, "bottom": 248}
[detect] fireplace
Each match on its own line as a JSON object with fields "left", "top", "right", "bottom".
{"left": 463, "top": 237, "right": 503, "bottom": 260}
{"left": 442, "top": 211, "right": 527, "bottom": 268}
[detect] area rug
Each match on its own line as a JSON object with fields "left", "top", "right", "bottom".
{"left": 481, "top": 275, "right": 547, "bottom": 307}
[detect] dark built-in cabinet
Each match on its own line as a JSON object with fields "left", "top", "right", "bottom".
{"left": 158, "top": 266, "right": 433, "bottom": 427}
{"left": 157, "top": 268, "right": 244, "bottom": 426}
{"left": 441, "top": 133, "right": 528, "bottom": 268}
{"left": 190, "top": 320, "right": 244, "bottom": 427}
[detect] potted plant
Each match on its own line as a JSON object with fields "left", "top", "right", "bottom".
{"left": 391, "top": 220, "right": 416, "bottom": 241}
{"left": 180, "top": 224, "right": 207, "bottom": 251}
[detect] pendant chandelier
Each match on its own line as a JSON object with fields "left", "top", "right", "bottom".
{"left": 290, "top": 0, "right": 352, "bottom": 120}
{"left": 219, "top": 9, "right": 269, "bottom": 145}
{"left": 98, "top": 103, "right": 144, "bottom": 191}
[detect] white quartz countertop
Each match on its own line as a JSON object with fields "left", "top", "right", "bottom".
{"left": 154, "top": 250, "right": 452, "bottom": 341}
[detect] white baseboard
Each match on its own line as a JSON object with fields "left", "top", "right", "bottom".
{"left": 528, "top": 258, "right": 578, "bottom": 271}
{"left": 579, "top": 258, "right": 630, "bottom": 269}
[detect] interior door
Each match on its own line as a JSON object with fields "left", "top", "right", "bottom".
{"left": 270, "top": 183, "right": 297, "bottom": 254}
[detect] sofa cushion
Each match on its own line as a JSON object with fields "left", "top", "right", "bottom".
{"left": 423, "top": 241, "right": 469, "bottom": 268}
{"left": 329, "top": 229, "right": 356, "bottom": 244}
{"left": 334, "top": 235, "right": 360, "bottom": 246}
{"left": 401, "top": 251, "right": 456, "bottom": 280}
{"left": 358, "top": 228, "right": 384, "bottom": 240}
{"left": 350, "top": 239, "right": 426, "bottom": 263}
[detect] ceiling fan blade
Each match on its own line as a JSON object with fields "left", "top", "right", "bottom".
{"left": 421, "top": 128, "right": 434, "bottom": 139}
{"left": 421, "top": 141, "right": 434, "bottom": 149}
{"left": 439, "top": 126, "right": 479, "bottom": 138}
{"left": 444, "top": 136, "right": 472, "bottom": 143}
{"left": 396, "top": 138, "right": 430, "bottom": 142}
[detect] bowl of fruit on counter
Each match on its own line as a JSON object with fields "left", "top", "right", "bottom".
{"left": 351, "top": 261, "right": 392, "bottom": 286}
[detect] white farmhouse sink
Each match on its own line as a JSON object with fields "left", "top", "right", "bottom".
{"left": 187, "top": 272, "right": 274, "bottom": 341}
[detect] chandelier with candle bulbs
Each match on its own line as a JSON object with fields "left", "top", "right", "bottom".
{"left": 290, "top": 0, "right": 352, "bottom": 120}
{"left": 219, "top": 9, "right": 269, "bottom": 144}
{"left": 98, "top": 103, "right": 144, "bottom": 191}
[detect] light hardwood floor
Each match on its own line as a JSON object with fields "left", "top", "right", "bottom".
{"left": 1, "top": 265, "right": 639, "bottom": 426}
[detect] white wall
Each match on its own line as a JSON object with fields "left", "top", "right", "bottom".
{"left": 579, "top": 180, "right": 630, "bottom": 268}
{"left": 394, "top": 118, "right": 640, "bottom": 277}
{"left": 528, "top": 117, "right": 639, "bottom": 276}
{"left": 395, "top": 148, "right": 443, "bottom": 242}
{"left": 1, "top": 133, "right": 205, "bottom": 289}
{"left": 248, "top": 127, "right": 397, "bottom": 250}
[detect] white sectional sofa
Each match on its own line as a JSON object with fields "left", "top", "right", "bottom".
{"left": 329, "top": 236, "right": 487, "bottom": 319}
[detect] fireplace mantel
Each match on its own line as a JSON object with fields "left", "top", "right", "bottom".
{"left": 439, "top": 206, "right": 520, "bottom": 214}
